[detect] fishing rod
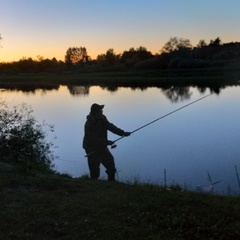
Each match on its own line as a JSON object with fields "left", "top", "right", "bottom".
{"left": 85, "top": 93, "right": 212, "bottom": 157}
{"left": 109, "top": 93, "right": 213, "bottom": 148}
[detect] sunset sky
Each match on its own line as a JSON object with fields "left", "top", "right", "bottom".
{"left": 1, "top": 0, "right": 240, "bottom": 62}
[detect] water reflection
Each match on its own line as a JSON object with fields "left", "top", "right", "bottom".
{"left": 162, "top": 86, "right": 192, "bottom": 102}
{"left": 1, "top": 82, "right": 240, "bottom": 195}
{"left": 99, "top": 85, "right": 150, "bottom": 92}
{"left": 66, "top": 84, "right": 222, "bottom": 102}
{"left": 0, "top": 81, "right": 234, "bottom": 100}
{"left": 100, "top": 86, "right": 119, "bottom": 92}
{"left": 0, "top": 84, "right": 59, "bottom": 93}
{"left": 67, "top": 85, "right": 90, "bottom": 95}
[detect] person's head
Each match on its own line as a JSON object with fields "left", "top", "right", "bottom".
{"left": 90, "top": 103, "right": 104, "bottom": 118}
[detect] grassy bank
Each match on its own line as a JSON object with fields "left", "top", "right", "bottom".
{"left": 1, "top": 165, "right": 240, "bottom": 240}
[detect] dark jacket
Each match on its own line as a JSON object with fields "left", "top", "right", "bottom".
{"left": 83, "top": 113, "right": 125, "bottom": 152}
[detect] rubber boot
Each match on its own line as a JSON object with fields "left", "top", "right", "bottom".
{"left": 108, "top": 174, "right": 116, "bottom": 181}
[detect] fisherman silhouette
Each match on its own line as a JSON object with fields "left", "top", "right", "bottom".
{"left": 83, "top": 103, "right": 131, "bottom": 181}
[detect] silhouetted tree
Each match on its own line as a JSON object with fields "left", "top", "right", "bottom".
{"left": 2, "top": 36, "right": 240, "bottom": 72}
{"left": 96, "top": 48, "right": 120, "bottom": 65}
{"left": 209, "top": 37, "right": 221, "bottom": 46}
{"left": 37, "top": 57, "right": 59, "bottom": 71}
{"left": 17, "top": 57, "right": 36, "bottom": 72}
{"left": 65, "top": 47, "right": 89, "bottom": 64}
{"left": 197, "top": 39, "right": 207, "bottom": 48}
{"left": 159, "top": 38, "right": 193, "bottom": 69}
{"left": 161, "top": 37, "right": 192, "bottom": 53}
{"left": 121, "top": 46, "right": 153, "bottom": 66}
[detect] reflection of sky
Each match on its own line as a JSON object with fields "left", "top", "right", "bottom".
{"left": 2, "top": 85, "right": 240, "bottom": 195}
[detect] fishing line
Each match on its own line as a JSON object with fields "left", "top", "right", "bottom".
{"left": 110, "top": 93, "right": 213, "bottom": 147}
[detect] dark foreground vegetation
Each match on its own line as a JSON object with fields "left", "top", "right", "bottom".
{"left": 1, "top": 164, "right": 240, "bottom": 240}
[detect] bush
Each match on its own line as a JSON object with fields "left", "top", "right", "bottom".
{"left": 134, "top": 57, "right": 160, "bottom": 69}
{"left": 0, "top": 101, "right": 56, "bottom": 172}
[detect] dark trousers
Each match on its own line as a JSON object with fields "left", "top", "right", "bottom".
{"left": 86, "top": 148, "right": 116, "bottom": 181}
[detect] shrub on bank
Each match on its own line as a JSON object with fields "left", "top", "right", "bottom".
{"left": 0, "top": 100, "right": 56, "bottom": 172}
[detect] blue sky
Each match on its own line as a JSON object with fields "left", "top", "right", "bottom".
{"left": 1, "top": 0, "right": 240, "bottom": 62}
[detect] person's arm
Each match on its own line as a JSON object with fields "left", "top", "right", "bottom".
{"left": 104, "top": 116, "right": 131, "bottom": 136}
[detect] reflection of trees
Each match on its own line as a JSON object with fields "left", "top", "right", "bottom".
{"left": 130, "top": 86, "right": 148, "bottom": 91}
{"left": 162, "top": 86, "right": 192, "bottom": 102}
{"left": 100, "top": 86, "right": 119, "bottom": 92}
{"left": 0, "top": 84, "right": 59, "bottom": 94}
{"left": 100, "top": 85, "right": 150, "bottom": 92}
{"left": 67, "top": 85, "right": 90, "bottom": 96}
{"left": 197, "top": 86, "right": 207, "bottom": 94}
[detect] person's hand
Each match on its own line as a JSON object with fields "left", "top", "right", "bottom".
{"left": 123, "top": 132, "right": 131, "bottom": 137}
{"left": 107, "top": 140, "right": 114, "bottom": 146}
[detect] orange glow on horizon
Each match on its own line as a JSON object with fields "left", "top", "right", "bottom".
{"left": 1, "top": 36, "right": 239, "bottom": 63}
{"left": 0, "top": 47, "right": 161, "bottom": 63}
{"left": 0, "top": 46, "right": 122, "bottom": 62}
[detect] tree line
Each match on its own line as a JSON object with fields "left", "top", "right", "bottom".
{"left": 1, "top": 36, "right": 240, "bottom": 73}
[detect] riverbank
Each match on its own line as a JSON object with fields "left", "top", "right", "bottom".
{"left": 1, "top": 165, "right": 240, "bottom": 239}
{"left": 0, "top": 69, "right": 239, "bottom": 88}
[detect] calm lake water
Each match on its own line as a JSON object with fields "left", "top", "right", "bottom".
{"left": 1, "top": 83, "right": 240, "bottom": 194}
